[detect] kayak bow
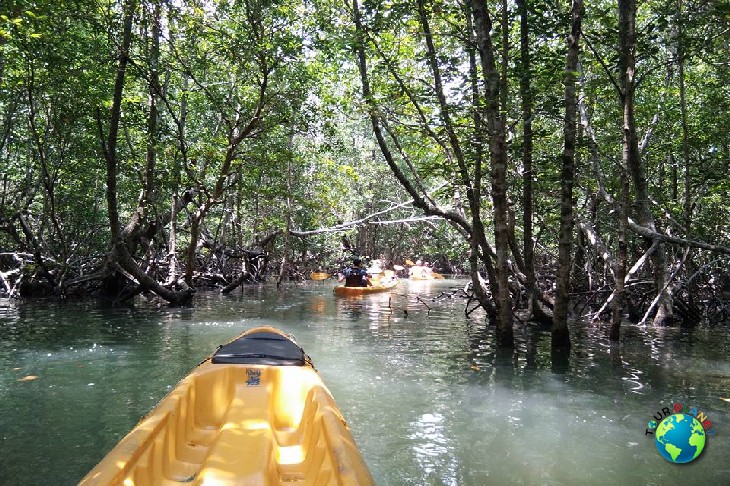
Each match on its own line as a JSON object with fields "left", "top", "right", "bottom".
{"left": 79, "top": 326, "right": 374, "bottom": 486}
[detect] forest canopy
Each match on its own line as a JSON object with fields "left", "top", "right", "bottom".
{"left": 1, "top": 0, "right": 729, "bottom": 347}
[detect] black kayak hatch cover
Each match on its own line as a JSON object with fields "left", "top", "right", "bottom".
{"left": 211, "top": 331, "right": 307, "bottom": 366}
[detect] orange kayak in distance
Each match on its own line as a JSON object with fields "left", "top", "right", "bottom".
{"left": 333, "top": 279, "right": 398, "bottom": 296}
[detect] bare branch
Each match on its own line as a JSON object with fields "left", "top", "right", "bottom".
{"left": 290, "top": 200, "right": 431, "bottom": 236}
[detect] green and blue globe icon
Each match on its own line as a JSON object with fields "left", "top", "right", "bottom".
{"left": 652, "top": 413, "right": 706, "bottom": 463}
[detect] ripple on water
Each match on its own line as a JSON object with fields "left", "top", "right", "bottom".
{"left": 1, "top": 284, "right": 730, "bottom": 486}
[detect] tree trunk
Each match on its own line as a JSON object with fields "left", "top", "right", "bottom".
{"left": 677, "top": 0, "right": 692, "bottom": 231}
{"left": 500, "top": 0, "right": 509, "bottom": 127}
{"left": 277, "top": 132, "right": 295, "bottom": 287}
{"left": 166, "top": 75, "right": 188, "bottom": 287}
{"left": 619, "top": 0, "right": 673, "bottom": 326}
{"left": 102, "top": 0, "right": 193, "bottom": 305}
{"left": 465, "top": 7, "right": 498, "bottom": 320}
{"left": 104, "top": 0, "right": 135, "bottom": 253}
{"left": 516, "top": 0, "right": 544, "bottom": 320}
{"left": 121, "top": 0, "right": 161, "bottom": 247}
{"left": 612, "top": 0, "right": 638, "bottom": 340}
{"left": 418, "top": 0, "right": 503, "bottom": 320}
{"left": 166, "top": 189, "right": 180, "bottom": 286}
{"left": 553, "top": 0, "right": 583, "bottom": 351}
{"left": 471, "top": 0, "right": 513, "bottom": 347}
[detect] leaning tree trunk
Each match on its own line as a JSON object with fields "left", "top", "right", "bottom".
{"left": 351, "top": 0, "right": 506, "bottom": 324}
{"left": 552, "top": 0, "right": 583, "bottom": 351}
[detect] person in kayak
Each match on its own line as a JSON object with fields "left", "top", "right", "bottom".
{"left": 338, "top": 258, "right": 372, "bottom": 287}
{"left": 409, "top": 260, "right": 426, "bottom": 279}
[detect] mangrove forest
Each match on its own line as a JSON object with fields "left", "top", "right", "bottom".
{"left": 1, "top": 0, "right": 729, "bottom": 349}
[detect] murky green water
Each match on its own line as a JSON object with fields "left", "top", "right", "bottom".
{"left": 1, "top": 279, "right": 728, "bottom": 485}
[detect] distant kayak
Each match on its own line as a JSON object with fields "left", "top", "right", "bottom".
{"left": 310, "top": 272, "right": 330, "bottom": 280}
{"left": 334, "top": 279, "right": 398, "bottom": 296}
{"left": 409, "top": 272, "right": 444, "bottom": 280}
{"left": 79, "top": 326, "right": 374, "bottom": 486}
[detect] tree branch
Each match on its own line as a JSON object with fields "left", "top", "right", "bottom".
{"left": 290, "top": 200, "right": 424, "bottom": 236}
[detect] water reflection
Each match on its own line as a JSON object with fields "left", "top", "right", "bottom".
{"left": 0, "top": 281, "right": 729, "bottom": 485}
{"left": 336, "top": 291, "right": 396, "bottom": 325}
{"left": 308, "top": 294, "right": 328, "bottom": 315}
{"left": 409, "top": 412, "right": 459, "bottom": 485}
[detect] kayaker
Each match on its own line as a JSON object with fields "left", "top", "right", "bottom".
{"left": 338, "top": 258, "right": 371, "bottom": 287}
{"left": 423, "top": 262, "right": 433, "bottom": 278}
{"left": 409, "top": 260, "right": 425, "bottom": 279}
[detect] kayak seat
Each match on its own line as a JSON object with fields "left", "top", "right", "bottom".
{"left": 274, "top": 383, "right": 368, "bottom": 485}
{"left": 212, "top": 331, "right": 306, "bottom": 366}
{"left": 195, "top": 385, "right": 278, "bottom": 485}
{"left": 297, "top": 388, "right": 364, "bottom": 485}
{"left": 275, "top": 387, "right": 336, "bottom": 485}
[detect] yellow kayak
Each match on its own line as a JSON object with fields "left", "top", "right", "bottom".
{"left": 79, "top": 327, "right": 374, "bottom": 486}
{"left": 310, "top": 272, "right": 330, "bottom": 281}
{"left": 408, "top": 272, "right": 444, "bottom": 280}
{"left": 408, "top": 273, "right": 444, "bottom": 281}
{"left": 333, "top": 279, "right": 398, "bottom": 296}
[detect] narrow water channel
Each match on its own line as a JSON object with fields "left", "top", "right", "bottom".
{"left": 1, "top": 279, "right": 728, "bottom": 485}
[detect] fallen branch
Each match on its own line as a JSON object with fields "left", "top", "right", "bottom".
{"left": 415, "top": 295, "right": 431, "bottom": 310}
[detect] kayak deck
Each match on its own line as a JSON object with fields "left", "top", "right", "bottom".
{"left": 80, "top": 329, "right": 373, "bottom": 485}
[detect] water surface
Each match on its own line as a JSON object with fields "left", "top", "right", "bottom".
{"left": 1, "top": 279, "right": 728, "bottom": 485}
